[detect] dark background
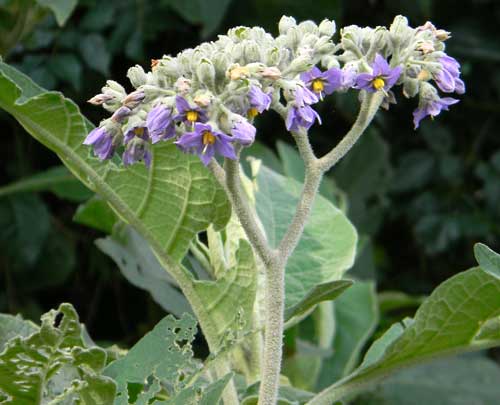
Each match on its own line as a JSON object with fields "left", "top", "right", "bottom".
{"left": 0, "top": 0, "right": 499, "bottom": 349}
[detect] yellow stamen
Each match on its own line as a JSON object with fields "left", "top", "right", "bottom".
{"left": 312, "top": 79, "right": 324, "bottom": 93}
{"left": 248, "top": 107, "right": 259, "bottom": 119}
{"left": 372, "top": 77, "right": 385, "bottom": 91}
{"left": 202, "top": 131, "right": 216, "bottom": 146}
{"left": 186, "top": 110, "right": 198, "bottom": 122}
{"left": 134, "top": 127, "right": 145, "bottom": 136}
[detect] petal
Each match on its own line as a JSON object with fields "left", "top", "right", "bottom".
{"left": 455, "top": 78, "right": 466, "bottom": 94}
{"left": 175, "top": 132, "right": 202, "bottom": 150}
{"left": 355, "top": 73, "right": 375, "bottom": 91}
{"left": 413, "top": 107, "right": 428, "bottom": 129}
{"left": 199, "top": 146, "right": 215, "bottom": 166}
{"left": 372, "top": 54, "right": 390, "bottom": 76}
{"left": 215, "top": 137, "right": 237, "bottom": 160}
{"left": 384, "top": 66, "right": 402, "bottom": 88}
{"left": 84, "top": 127, "right": 106, "bottom": 145}
{"left": 175, "top": 96, "right": 191, "bottom": 113}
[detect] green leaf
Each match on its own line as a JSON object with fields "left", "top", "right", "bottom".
{"left": 0, "top": 60, "right": 230, "bottom": 264}
{"left": 79, "top": 34, "right": 110, "bottom": 75}
{"left": 0, "top": 165, "right": 92, "bottom": 202}
{"left": 377, "top": 291, "right": 426, "bottom": 314}
{"left": 104, "top": 313, "right": 230, "bottom": 404}
{"left": 47, "top": 53, "right": 83, "bottom": 91}
{"left": 284, "top": 280, "right": 353, "bottom": 323}
{"left": 73, "top": 196, "right": 118, "bottom": 233}
{"left": 0, "top": 313, "right": 37, "bottom": 351}
{"left": 254, "top": 165, "right": 357, "bottom": 310}
{"left": 308, "top": 267, "right": 500, "bottom": 404}
{"left": 193, "top": 239, "right": 257, "bottom": 343}
{"left": 358, "top": 356, "right": 500, "bottom": 405}
{"left": 0, "top": 303, "right": 116, "bottom": 404}
{"left": 474, "top": 243, "right": 500, "bottom": 279}
{"left": 167, "top": 0, "right": 232, "bottom": 37}
{"left": 317, "top": 281, "right": 379, "bottom": 389}
{"left": 96, "top": 225, "right": 192, "bottom": 318}
{"left": 0, "top": 193, "right": 50, "bottom": 266}
{"left": 36, "top": 0, "right": 77, "bottom": 26}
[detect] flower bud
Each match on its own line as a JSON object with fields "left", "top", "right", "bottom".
{"left": 287, "top": 56, "right": 313, "bottom": 74}
{"left": 111, "top": 106, "right": 132, "bottom": 123}
{"left": 298, "top": 20, "right": 318, "bottom": 35}
{"left": 265, "top": 47, "right": 281, "bottom": 66}
{"left": 417, "top": 69, "right": 432, "bottom": 81}
{"left": 321, "top": 55, "right": 340, "bottom": 70}
{"left": 127, "top": 65, "right": 148, "bottom": 88}
{"left": 88, "top": 94, "right": 114, "bottom": 105}
{"left": 279, "top": 16, "right": 296, "bottom": 35}
{"left": 416, "top": 41, "right": 435, "bottom": 54}
{"left": 244, "top": 40, "right": 261, "bottom": 63}
{"left": 403, "top": 78, "right": 420, "bottom": 98}
{"left": 314, "top": 36, "right": 335, "bottom": 55}
{"left": 227, "top": 64, "right": 250, "bottom": 80}
{"left": 261, "top": 66, "right": 282, "bottom": 80}
{"left": 123, "top": 90, "right": 145, "bottom": 109}
{"left": 197, "top": 58, "right": 216, "bottom": 86}
{"left": 175, "top": 77, "right": 191, "bottom": 95}
{"left": 194, "top": 91, "right": 213, "bottom": 108}
{"left": 318, "top": 19, "right": 336, "bottom": 37}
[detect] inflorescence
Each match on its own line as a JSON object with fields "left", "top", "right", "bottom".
{"left": 84, "top": 15, "right": 465, "bottom": 167}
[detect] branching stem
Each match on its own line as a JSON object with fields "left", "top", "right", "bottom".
{"left": 209, "top": 90, "right": 383, "bottom": 405}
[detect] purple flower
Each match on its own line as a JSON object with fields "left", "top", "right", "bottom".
{"left": 248, "top": 86, "right": 271, "bottom": 117}
{"left": 175, "top": 96, "right": 208, "bottom": 124}
{"left": 413, "top": 97, "right": 459, "bottom": 129}
{"left": 83, "top": 127, "right": 115, "bottom": 160}
{"left": 123, "top": 137, "right": 152, "bottom": 167}
{"left": 146, "top": 105, "right": 176, "bottom": 144}
{"left": 293, "top": 85, "right": 319, "bottom": 106}
{"left": 111, "top": 106, "right": 132, "bottom": 123}
{"left": 286, "top": 105, "right": 322, "bottom": 132}
{"left": 434, "top": 55, "right": 465, "bottom": 94}
{"left": 300, "top": 66, "right": 343, "bottom": 97}
{"left": 175, "top": 123, "right": 236, "bottom": 166}
{"left": 355, "top": 54, "right": 402, "bottom": 93}
{"left": 231, "top": 119, "right": 256, "bottom": 146}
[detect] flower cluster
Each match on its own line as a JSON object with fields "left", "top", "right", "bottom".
{"left": 84, "top": 15, "right": 464, "bottom": 166}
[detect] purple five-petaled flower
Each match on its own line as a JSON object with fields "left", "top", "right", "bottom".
{"left": 175, "top": 123, "right": 236, "bottom": 166}
{"left": 286, "top": 105, "right": 322, "bottom": 132}
{"left": 293, "top": 85, "right": 319, "bottom": 106}
{"left": 434, "top": 55, "right": 465, "bottom": 94}
{"left": 300, "top": 66, "right": 343, "bottom": 97}
{"left": 248, "top": 86, "right": 272, "bottom": 117}
{"left": 146, "top": 105, "right": 176, "bottom": 144}
{"left": 231, "top": 119, "right": 256, "bottom": 146}
{"left": 123, "top": 126, "right": 152, "bottom": 167}
{"left": 355, "top": 54, "right": 402, "bottom": 93}
{"left": 175, "top": 96, "right": 208, "bottom": 124}
{"left": 413, "top": 97, "right": 459, "bottom": 129}
{"left": 84, "top": 126, "right": 115, "bottom": 161}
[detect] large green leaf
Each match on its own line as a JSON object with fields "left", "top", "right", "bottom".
{"left": 317, "top": 281, "right": 379, "bottom": 389}
{"left": 96, "top": 226, "right": 192, "bottom": 318}
{"left": 193, "top": 239, "right": 257, "bottom": 343}
{"left": 308, "top": 266, "right": 500, "bottom": 404}
{"left": 474, "top": 243, "right": 500, "bottom": 279}
{"left": 36, "top": 0, "right": 78, "bottom": 26}
{"left": 0, "top": 303, "right": 115, "bottom": 404}
{"left": 0, "top": 165, "right": 92, "bottom": 202}
{"left": 358, "top": 356, "right": 500, "bottom": 405}
{"left": 104, "top": 313, "right": 230, "bottom": 405}
{"left": 254, "top": 165, "right": 357, "bottom": 309}
{"left": 0, "top": 61, "right": 230, "bottom": 264}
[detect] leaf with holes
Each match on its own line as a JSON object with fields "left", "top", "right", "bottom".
{"left": 0, "top": 61, "right": 230, "bottom": 265}
{"left": 0, "top": 303, "right": 115, "bottom": 404}
{"left": 104, "top": 313, "right": 231, "bottom": 404}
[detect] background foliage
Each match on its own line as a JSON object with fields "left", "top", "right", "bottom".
{"left": 0, "top": 0, "right": 499, "bottom": 400}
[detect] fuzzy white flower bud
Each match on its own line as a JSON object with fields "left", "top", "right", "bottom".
{"left": 279, "top": 16, "right": 296, "bottom": 35}
{"left": 319, "top": 19, "right": 336, "bottom": 37}
{"left": 127, "top": 65, "right": 148, "bottom": 88}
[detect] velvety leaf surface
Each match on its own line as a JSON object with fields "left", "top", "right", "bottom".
{"left": 0, "top": 304, "right": 115, "bottom": 404}
{"left": 254, "top": 165, "right": 357, "bottom": 309}
{"left": 357, "top": 356, "right": 500, "bottom": 405}
{"left": 311, "top": 265, "right": 500, "bottom": 404}
{"left": 96, "top": 226, "right": 192, "bottom": 318}
{"left": 0, "top": 61, "right": 230, "bottom": 263}
{"left": 104, "top": 313, "right": 230, "bottom": 405}
{"left": 317, "top": 281, "right": 379, "bottom": 389}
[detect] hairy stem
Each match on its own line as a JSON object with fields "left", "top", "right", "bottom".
{"left": 318, "top": 91, "right": 384, "bottom": 172}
